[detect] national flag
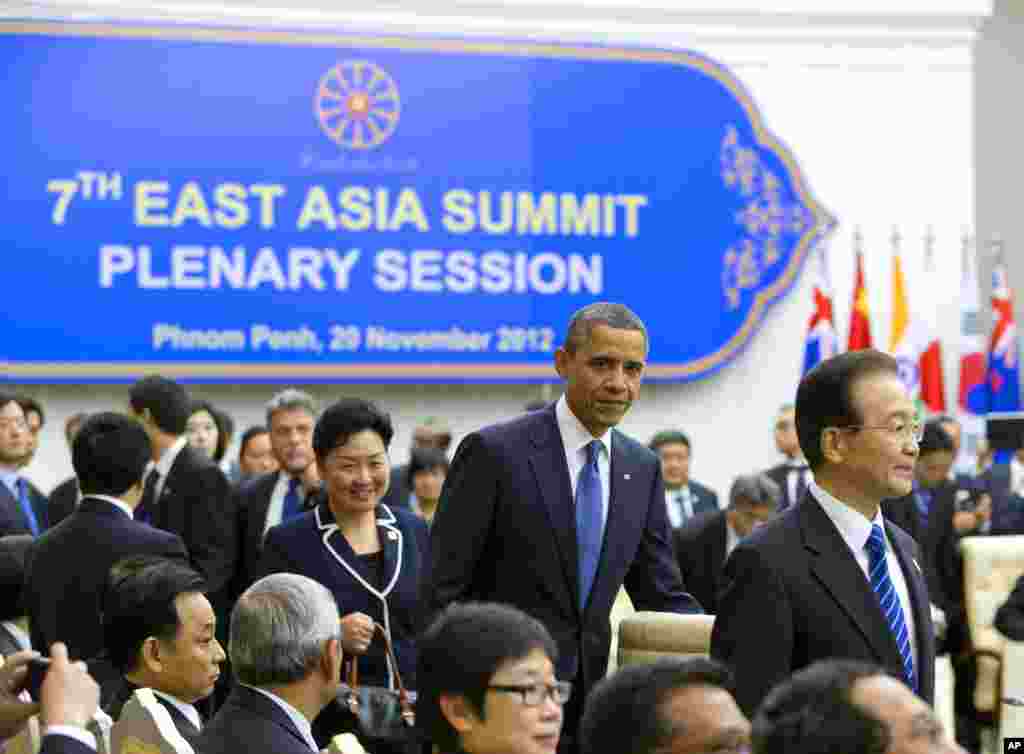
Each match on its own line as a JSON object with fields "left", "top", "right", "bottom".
{"left": 958, "top": 241, "right": 987, "bottom": 417}
{"left": 848, "top": 249, "right": 872, "bottom": 350}
{"left": 802, "top": 242, "right": 838, "bottom": 375}
{"left": 967, "top": 259, "right": 1020, "bottom": 415}
{"left": 890, "top": 241, "right": 946, "bottom": 412}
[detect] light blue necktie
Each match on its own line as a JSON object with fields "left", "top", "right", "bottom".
{"left": 576, "top": 440, "right": 604, "bottom": 611}
{"left": 16, "top": 478, "right": 40, "bottom": 537}
{"left": 866, "top": 525, "right": 915, "bottom": 689}
{"left": 282, "top": 477, "right": 303, "bottom": 521}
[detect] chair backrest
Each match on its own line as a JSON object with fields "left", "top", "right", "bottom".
{"left": 617, "top": 612, "right": 716, "bottom": 667}
{"left": 109, "top": 688, "right": 195, "bottom": 754}
{"left": 961, "top": 535, "right": 1024, "bottom": 654}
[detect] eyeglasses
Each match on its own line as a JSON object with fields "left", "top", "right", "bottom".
{"left": 487, "top": 681, "right": 573, "bottom": 706}
{"left": 836, "top": 420, "right": 924, "bottom": 444}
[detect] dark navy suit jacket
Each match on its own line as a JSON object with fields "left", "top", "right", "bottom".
{"left": 260, "top": 499, "right": 429, "bottom": 689}
{"left": 425, "top": 405, "right": 700, "bottom": 709}
{"left": 0, "top": 479, "right": 48, "bottom": 537}
{"left": 201, "top": 685, "right": 315, "bottom": 754}
{"left": 25, "top": 496, "right": 187, "bottom": 662}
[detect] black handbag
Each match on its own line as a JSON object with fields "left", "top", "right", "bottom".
{"left": 339, "top": 622, "right": 416, "bottom": 745}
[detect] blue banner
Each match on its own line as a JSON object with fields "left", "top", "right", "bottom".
{"left": 1, "top": 21, "right": 833, "bottom": 383}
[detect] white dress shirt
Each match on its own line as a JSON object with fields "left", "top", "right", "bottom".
{"left": 810, "top": 481, "right": 918, "bottom": 672}
{"left": 86, "top": 494, "right": 135, "bottom": 519}
{"left": 263, "top": 473, "right": 306, "bottom": 539}
{"left": 1011, "top": 457, "right": 1024, "bottom": 498}
{"left": 243, "top": 686, "right": 318, "bottom": 752}
{"left": 664, "top": 486, "right": 695, "bottom": 529}
{"left": 150, "top": 436, "right": 188, "bottom": 502}
{"left": 0, "top": 466, "right": 22, "bottom": 500}
{"left": 151, "top": 690, "right": 202, "bottom": 731}
{"left": 555, "top": 396, "right": 611, "bottom": 531}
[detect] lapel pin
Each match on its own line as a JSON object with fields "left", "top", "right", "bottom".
{"left": 623, "top": 474, "right": 631, "bottom": 480}
{"left": 387, "top": 530, "right": 398, "bottom": 541}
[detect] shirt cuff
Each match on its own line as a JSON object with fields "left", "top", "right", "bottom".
{"left": 43, "top": 726, "right": 97, "bottom": 751}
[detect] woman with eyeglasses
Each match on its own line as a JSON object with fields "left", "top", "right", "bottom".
{"left": 417, "top": 602, "right": 567, "bottom": 754}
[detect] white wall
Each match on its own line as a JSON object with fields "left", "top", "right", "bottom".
{"left": 7, "top": 1, "right": 988, "bottom": 498}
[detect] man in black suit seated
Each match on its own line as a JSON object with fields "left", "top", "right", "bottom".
{"left": 673, "top": 472, "right": 780, "bottom": 614}
{"left": 235, "top": 389, "right": 320, "bottom": 595}
{"left": 711, "top": 349, "right": 936, "bottom": 716}
{"left": 649, "top": 430, "right": 719, "bottom": 529}
{"left": 201, "top": 573, "right": 343, "bottom": 754}
{"left": 25, "top": 412, "right": 188, "bottom": 672}
{"left": 129, "top": 377, "right": 235, "bottom": 632}
{"left": 101, "top": 555, "right": 226, "bottom": 744}
{"left": 752, "top": 659, "right": 964, "bottom": 754}
{"left": 47, "top": 413, "right": 89, "bottom": 529}
{"left": 0, "top": 643, "right": 102, "bottom": 754}
{"left": 764, "top": 403, "right": 813, "bottom": 513}
{"left": 581, "top": 658, "right": 750, "bottom": 754}
{"left": 0, "top": 394, "right": 48, "bottom": 538}
{"left": 0, "top": 535, "right": 34, "bottom": 657}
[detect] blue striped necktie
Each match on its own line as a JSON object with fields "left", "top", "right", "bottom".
{"left": 575, "top": 440, "right": 604, "bottom": 611}
{"left": 865, "top": 524, "right": 915, "bottom": 689}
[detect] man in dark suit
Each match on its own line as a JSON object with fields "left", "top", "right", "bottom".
{"left": 711, "top": 349, "right": 936, "bottom": 716}
{"left": 380, "top": 416, "right": 452, "bottom": 510}
{"left": 426, "top": 302, "right": 701, "bottom": 754}
{"left": 764, "top": 403, "right": 813, "bottom": 512}
{"left": 234, "top": 389, "right": 319, "bottom": 595}
{"left": 24, "top": 412, "right": 188, "bottom": 668}
{"left": 102, "top": 555, "right": 225, "bottom": 744}
{"left": 201, "top": 573, "right": 342, "bottom": 754}
{"left": 649, "top": 430, "right": 718, "bottom": 529}
{"left": 0, "top": 394, "right": 48, "bottom": 538}
{"left": 0, "top": 643, "right": 102, "bottom": 754}
{"left": 129, "top": 376, "right": 235, "bottom": 619}
{"left": 673, "top": 472, "right": 780, "bottom": 615}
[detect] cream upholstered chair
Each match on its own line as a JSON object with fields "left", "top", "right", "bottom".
{"left": 617, "top": 612, "right": 716, "bottom": 667}
{"left": 999, "top": 639, "right": 1024, "bottom": 741}
{"left": 960, "top": 535, "right": 1024, "bottom": 727}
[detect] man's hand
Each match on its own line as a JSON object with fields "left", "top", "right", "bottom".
{"left": 952, "top": 511, "right": 978, "bottom": 533}
{"left": 0, "top": 649, "right": 41, "bottom": 740}
{"left": 39, "top": 643, "right": 98, "bottom": 730}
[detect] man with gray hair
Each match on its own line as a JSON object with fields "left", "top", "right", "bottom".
{"left": 235, "top": 389, "right": 320, "bottom": 592}
{"left": 674, "top": 472, "right": 780, "bottom": 614}
{"left": 200, "top": 573, "right": 343, "bottom": 754}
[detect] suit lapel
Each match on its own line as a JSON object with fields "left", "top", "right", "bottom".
{"left": 528, "top": 409, "right": 578, "bottom": 611}
{"left": 235, "top": 687, "right": 311, "bottom": 750}
{"left": 592, "top": 433, "right": 638, "bottom": 611}
{"left": 801, "top": 500, "right": 904, "bottom": 669}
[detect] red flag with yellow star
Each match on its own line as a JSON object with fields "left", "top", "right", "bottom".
{"left": 848, "top": 250, "right": 873, "bottom": 350}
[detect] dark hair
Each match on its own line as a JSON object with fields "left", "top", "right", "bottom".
{"left": 407, "top": 447, "right": 450, "bottom": 490}
{"left": 0, "top": 536, "right": 34, "bottom": 621}
{"left": 919, "top": 420, "right": 955, "bottom": 456}
{"left": 313, "top": 398, "right": 394, "bottom": 461}
{"left": 581, "top": 658, "right": 733, "bottom": 754}
{"left": 217, "top": 408, "right": 235, "bottom": 441}
{"left": 417, "top": 602, "right": 558, "bottom": 753}
{"left": 649, "top": 430, "right": 691, "bottom": 453}
{"left": 73, "top": 412, "right": 151, "bottom": 497}
{"left": 15, "top": 396, "right": 44, "bottom": 427}
{"left": 563, "top": 302, "right": 648, "bottom": 354}
{"left": 129, "top": 376, "right": 190, "bottom": 435}
{"left": 102, "top": 556, "right": 206, "bottom": 674}
{"left": 795, "top": 350, "right": 900, "bottom": 470}
{"left": 751, "top": 660, "right": 890, "bottom": 754}
{"left": 187, "top": 400, "right": 229, "bottom": 462}
{"left": 239, "top": 426, "right": 270, "bottom": 459}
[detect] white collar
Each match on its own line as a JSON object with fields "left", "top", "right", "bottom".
{"left": 150, "top": 689, "right": 201, "bottom": 731}
{"left": 154, "top": 436, "right": 188, "bottom": 478}
{"left": 809, "top": 480, "right": 885, "bottom": 554}
{"left": 243, "top": 685, "right": 317, "bottom": 752}
{"left": 555, "top": 395, "right": 612, "bottom": 460}
{"left": 86, "top": 494, "right": 135, "bottom": 519}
